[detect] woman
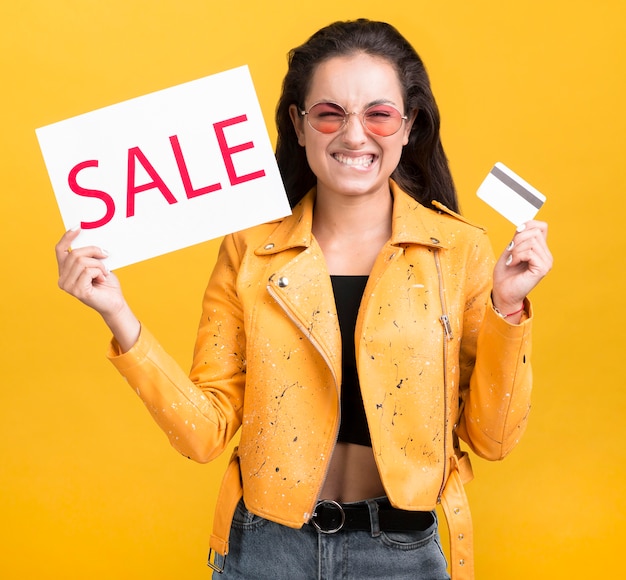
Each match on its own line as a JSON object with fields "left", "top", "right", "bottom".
{"left": 56, "top": 19, "right": 552, "bottom": 580}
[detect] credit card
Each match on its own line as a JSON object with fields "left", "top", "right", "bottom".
{"left": 477, "top": 162, "right": 546, "bottom": 226}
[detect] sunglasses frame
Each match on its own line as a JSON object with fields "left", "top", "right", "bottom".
{"left": 299, "top": 101, "right": 408, "bottom": 137}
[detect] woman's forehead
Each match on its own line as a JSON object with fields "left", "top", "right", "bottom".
{"left": 306, "top": 53, "right": 404, "bottom": 107}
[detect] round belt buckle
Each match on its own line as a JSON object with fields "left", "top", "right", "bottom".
{"left": 312, "top": 499, "right": 346, "bottom": 534}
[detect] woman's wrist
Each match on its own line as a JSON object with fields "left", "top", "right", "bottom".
{"left": 491, "top": 293, "right": 526, "bottom": 321}
{"left": 493, "top": 303, "right": 525, "bottom": 319}
{"left": 102, "top": 303, "right": 141, "bottom": 353}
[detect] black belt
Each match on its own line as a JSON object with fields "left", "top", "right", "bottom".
{"left": 310, "top": 499, "right": 434, "bottom": 534}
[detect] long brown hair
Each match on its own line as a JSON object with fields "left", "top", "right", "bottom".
{"left": 275, "top": 19, "right": 459, "bottom": 213}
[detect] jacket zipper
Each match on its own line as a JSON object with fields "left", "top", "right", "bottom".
{"left": 434, "top": 249, "right": 452, "bottom": 501}
{"left": 266, "top": 282, "right": 340, "bottom": 520}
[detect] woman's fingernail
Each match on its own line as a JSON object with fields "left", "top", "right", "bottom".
{"left": 505, "top": 254, "right": 513, "bottom": 266}
{"left": 506, "top": 240, "right": 515, "bottom": 251}
{"left": 69, "top": 224, "right": 81, "bottom": 232}
{"left": 100, "top": 248, "right": 109, "bottom": 257}
{"left": 516, "top": 223, "right": 526, "bottom": 233}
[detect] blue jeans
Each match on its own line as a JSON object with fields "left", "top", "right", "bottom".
{"left": 211, "top": 498, "right": 450, "bottom": 579}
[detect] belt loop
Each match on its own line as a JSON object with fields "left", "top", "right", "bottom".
{"left": 366, "top": 499, "right": 381, "bottom": 537}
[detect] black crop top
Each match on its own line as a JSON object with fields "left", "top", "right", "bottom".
{"left": 330, "top": 275, "right": 371, "bottom": 447}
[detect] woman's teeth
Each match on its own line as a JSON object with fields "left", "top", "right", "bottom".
{"left": 333, "top": 153, "right": 374, "bottom": 167}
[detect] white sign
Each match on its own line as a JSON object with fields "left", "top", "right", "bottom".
{"left": 36, "top": 66, "right": 291, "bottom": 270}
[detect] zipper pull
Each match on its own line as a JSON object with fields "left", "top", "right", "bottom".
{"left": 440, "top": 314, "right": 453, "bottom": 340}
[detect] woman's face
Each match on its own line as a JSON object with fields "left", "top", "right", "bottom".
{"left": 290, "top": 53, "right": 415, "bottom": 201}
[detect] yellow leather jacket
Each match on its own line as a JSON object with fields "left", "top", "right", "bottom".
{"left": 108, "top": 181, "right": 532, "bottom": 579}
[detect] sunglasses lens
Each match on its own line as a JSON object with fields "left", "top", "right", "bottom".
{"left": 305, "top": 102, "right": 405, "bottom": 136}
{"left": 307, "top": 102, "right": 346, "bottom": 133}
{"left": 363, "top": 105, "right": 404, "bottom": 136}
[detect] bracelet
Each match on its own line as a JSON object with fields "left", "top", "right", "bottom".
{"left": 494, "top": 304, "right": 525, "bottom": 319}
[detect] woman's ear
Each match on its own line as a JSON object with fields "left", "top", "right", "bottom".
{"left": 289, "top": 104, "right": 306, "bottom": 147}
{"left": 402, "top": 108, "right": 419, "bottom": 146}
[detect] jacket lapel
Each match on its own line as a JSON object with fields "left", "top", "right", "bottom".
{"left": 258, "top": 190, "right": 342, "bottom": 390}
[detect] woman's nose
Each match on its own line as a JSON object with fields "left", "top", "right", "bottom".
{"left": 341, "top": 112, "right": 368, "bottom": 143}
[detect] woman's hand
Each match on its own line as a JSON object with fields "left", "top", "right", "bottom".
{"left": 56, "top": 227, "right": 120, "bottom": 314}
{"left": 492, "top": 220, "right": 553, "bottom": 321}
{"left": 55, "top": 227, "right": 140, "bottom": 352}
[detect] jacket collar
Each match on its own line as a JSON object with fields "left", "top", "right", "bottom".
{"left": 388, "top": 180, "right": 449, "bottom": 249}
{"left": 256, "top": 180, "right": 450, "bottom": 256}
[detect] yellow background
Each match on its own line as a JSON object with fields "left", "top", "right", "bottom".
{"left": 2, "top": 1, "right": 624, "bottom": 578}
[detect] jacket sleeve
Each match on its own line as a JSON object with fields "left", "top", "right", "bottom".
{"left": 107, "top": 234, "right": 246, "bottom": 463}
{"left": 455, "top": 230, "right": 533, "bottom": 460}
